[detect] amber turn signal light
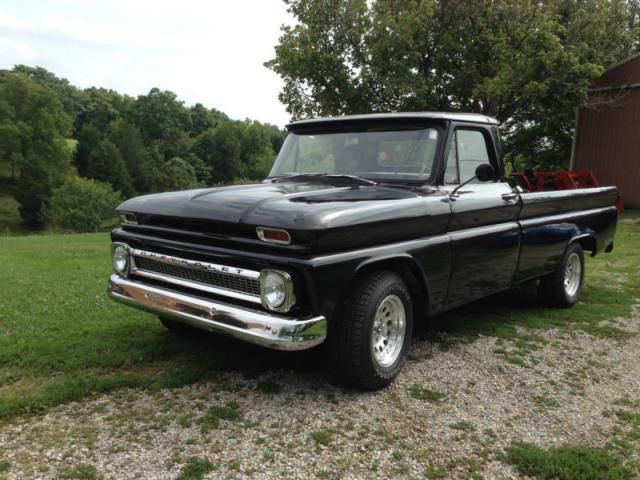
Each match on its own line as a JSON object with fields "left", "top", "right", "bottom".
{"left": 256, "top": 227, "right": 291, "bottom": 245}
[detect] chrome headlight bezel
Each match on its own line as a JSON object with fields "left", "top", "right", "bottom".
{"left": 120, "top": 212, "right": 138, "bottom": 225}
{"left": 111, "top": 242, "right": 130, "bottom": 277}
{"left": 259, "top": 269, "right": 296, "bottom": 312}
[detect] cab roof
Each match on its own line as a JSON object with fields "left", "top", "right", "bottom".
{"left": 287, "top": 112, "right": 500, "bottom": 129}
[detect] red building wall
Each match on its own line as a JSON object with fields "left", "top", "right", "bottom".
{"left": 574, "top": 56, "right": 640, "bottom": 208}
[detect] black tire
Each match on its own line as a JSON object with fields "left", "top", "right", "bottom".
{"left": 159, "top": 316, "right": 196, "bottom": 335}
{"left": 538, "top": 243, "right": 585, "bottom": 308}
{"left": 328, "top": 271, "right": 413, "bottom": 390}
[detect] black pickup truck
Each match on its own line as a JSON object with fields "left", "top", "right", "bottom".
{"left": 107, "top": 112, "right": 618, "bottom": 389}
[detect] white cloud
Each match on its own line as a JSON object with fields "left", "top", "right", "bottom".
{"left": 0, "top": 37, "right": 37, "bottom": 64}
{"left": 0, "top": 1, "right": 293, "bottom": 126}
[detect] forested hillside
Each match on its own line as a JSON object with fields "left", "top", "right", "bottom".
{"left": 0, "top": 65, "right": 285, "bottom": 233}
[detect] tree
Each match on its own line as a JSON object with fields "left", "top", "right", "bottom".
{"left": 183, "top": 152, "right": 212, "bottom": 185}
{"left": 267, "top": 0, "right": 640, "bottom": 169}
{"left": 85, "top": 139, "right": 134, "bottom": 198}
{"left": 10, "top": 65, "right": 85, "bottom": 123}
{"left": 129, "top": 88, "right": 192, "bottom": 145}
{"left": 108, "top": 119, "right": 152, "bottom": 193}
{"left": 192, "top": 120, "right": 281, "bottom": 184}
{"left": 0, "top": 73, "right": 72, "bottom": 227}
{"left": 209, "top": 122, "right": 246, "bottom": 183}
{"left": 153, "top": 157, "right": 198, "bottom": 191}
{"left": 75, "top": 124, "right": 103, "bottom": 177}
{"left": 241, "top": 121, "right": 279, "bottom": 179}
{"left": 44, "top": 176, "right": 121, "bottom": 232}
{"left": 189, "top": 103, "right": 228, "bottom": 137}
{"left": 75, "top": 87, "right": 130, "bottom": 134}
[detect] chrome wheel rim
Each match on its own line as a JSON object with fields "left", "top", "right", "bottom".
{"left": 564, "top": 253, "right": 582, "bottom": 297}
{"left": 371, "top": 294, "right": 406, "bottom": 368}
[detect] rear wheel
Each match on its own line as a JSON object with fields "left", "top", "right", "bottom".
{"left": 328, "top": 271, "right": 413, "bottom": 390}
{"left": 538, "top": 243, "right": 585, "bottom": 308}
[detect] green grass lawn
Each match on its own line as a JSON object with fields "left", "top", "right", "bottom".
{"left": 0, "top": 211, "right": 638, "bottom": 421}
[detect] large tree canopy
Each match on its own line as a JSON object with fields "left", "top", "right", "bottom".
{"left": 266, "top": 0, "right": 639, "bottom": 169}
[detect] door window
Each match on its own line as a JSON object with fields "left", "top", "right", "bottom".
{"left": 444, "top": 129, "right": 491, "bottom": 184}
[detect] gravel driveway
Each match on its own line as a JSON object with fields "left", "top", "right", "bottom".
{"left": 1, "top": 302, "right": 639, "bottom": 480}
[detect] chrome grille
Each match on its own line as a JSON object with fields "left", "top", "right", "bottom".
{"left": 130, "top": 249, "right": 261, "bottom": 303}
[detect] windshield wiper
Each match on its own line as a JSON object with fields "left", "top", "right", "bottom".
{"left": 376, "top": 182, "right": 419, "bottom": 190}
{"left": 271, "top": 173, "right": 377, "bottom": 186}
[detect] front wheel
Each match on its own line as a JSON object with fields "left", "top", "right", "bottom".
{"left": 538, "top": 243, "right": 585, "bottom": 308}
{"left": 328, "top": 271, "right": 413, "bottom": 390}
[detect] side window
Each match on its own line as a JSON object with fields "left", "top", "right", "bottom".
{"left": 444, "top": 131, "right": 459, "bottom": 184}
{"left": 444, "top": 129, "right": 491, "bottom": 184}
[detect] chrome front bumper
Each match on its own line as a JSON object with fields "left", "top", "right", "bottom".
{"left": 107, "top": 274, "right": 327, "bottom": 351}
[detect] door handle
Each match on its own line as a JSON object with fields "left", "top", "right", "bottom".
{"left": 502, "top": 193, "right": 519, "bottom": 202}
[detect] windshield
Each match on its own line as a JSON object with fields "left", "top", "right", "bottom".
{"left": 268, "top": 127, "right": 440, "bottom": 183}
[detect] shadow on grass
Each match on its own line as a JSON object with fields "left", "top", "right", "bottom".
{"left": 415, "top": 277, "right": 636, "bottom": 347}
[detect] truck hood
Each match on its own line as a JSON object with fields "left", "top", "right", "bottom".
{"left": 117, "top": 181, "right": 446, "bottom": 231}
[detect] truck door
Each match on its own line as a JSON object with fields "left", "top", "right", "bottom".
{"left": 442, "top": 126, "right": 521, "bottom": 307}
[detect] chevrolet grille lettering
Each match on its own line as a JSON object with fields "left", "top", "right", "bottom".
{"left": 130, "top": 248, "right": 258, "bottom": 280}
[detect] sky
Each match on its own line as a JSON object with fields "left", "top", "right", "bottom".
{"left": 0, "top": 0, "right": 294, "bottom": 126}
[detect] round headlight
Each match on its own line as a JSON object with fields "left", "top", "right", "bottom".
{"left": 112, "top": 244, "right": 129, "bottom": 275}
{"left": 261, "top": 271, "right": 287, "bottom": 309}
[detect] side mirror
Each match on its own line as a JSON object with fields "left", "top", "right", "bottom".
{"left": 450, "top": 163, "right": 496, "bottom": 197}
{"left": 475, "top": 163, "right": 495, "bottom": 182}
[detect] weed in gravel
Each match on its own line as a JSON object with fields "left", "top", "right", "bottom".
{"left": 325, "top": 392, "right": 338, "bottom": 403}
{"left": 256, "top": 379, "right": 283, "bottom": 394}
{"left": 534, "top": 394, "right": 560, "bottom": 408}
{"left": 373, "top": 426, "right": 394, "bottom": 441}
{"left": 615, "top": 410, "right": 640, "bottom": 427}
{"left": 176, "top": 457, "right": 214, "bottom": 480}
{"left": 483, "top": 428, "right": 498, "bottom": 440}
{"left": 611, "top": 408, "right": 640, "bottom": 448}
{"left": 0, "top": 461, "right": 9, "bottom": 473}
{"left": 506, "top": 355, "right": 525, "bottom": 366}
{"left": 613, "top": 397, "right": 640, "bottom": 408}
{"left": 446, "top": 458, "right": 483, "bottom": 479}
{"left": 57, "top": 463, "right": 100, "bottom": 480}
{"left": 199, "top": 402, "right": 242, "bottom": 432}
{"left": 406, "top": 350, "right": 433, "bottom": 361}
{"left": 424, "top": 464, "right": 447, "bottom": 479}
{"left": 449, "top": 421, "right": 476, "bottom": 433}
{"left": 607, "top": 437, "right": 636, "bottom": 457}
{"left": 505, "top": 442, "right": 632, "bottom": 480}
{"left": 310, "top": 430, "right": 333, "bottom": 446}
{"left": 408, "top": 385, "right": 446, "bottom": 402}
{"left": 177, "top": 413, "right": 195, "bottom": 428}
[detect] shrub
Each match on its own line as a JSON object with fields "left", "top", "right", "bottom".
{"left": 44, "top": 176, "right": 121, "bottom": 232}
